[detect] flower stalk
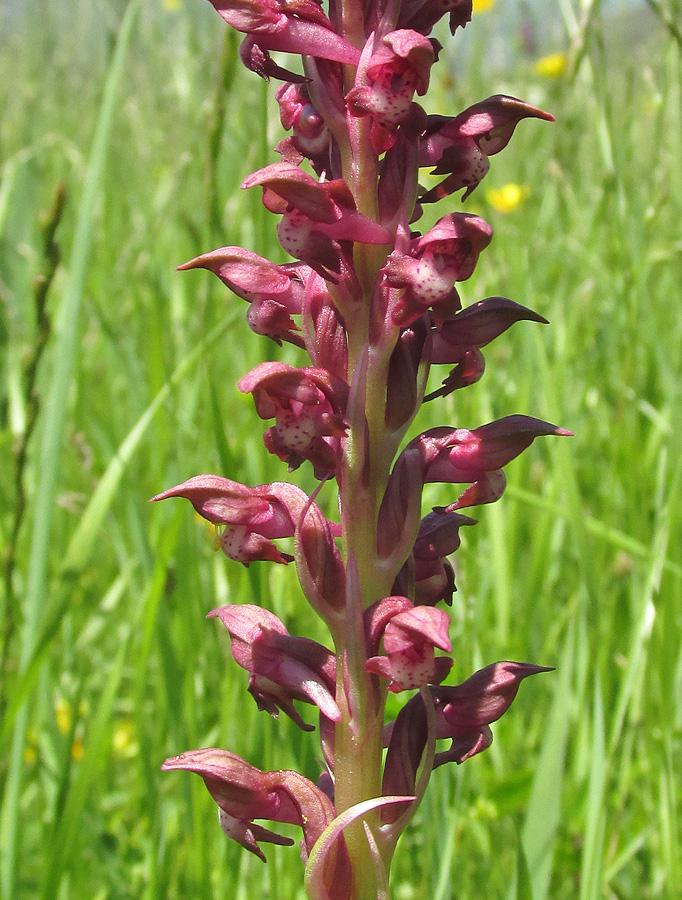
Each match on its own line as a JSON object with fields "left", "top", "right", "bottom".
{"left": 154, "top": 2, "right": 570, "bottom": 898}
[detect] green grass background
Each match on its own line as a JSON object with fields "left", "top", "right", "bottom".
{"left": 1, "top": 0, "right": 681, "bottom": 898}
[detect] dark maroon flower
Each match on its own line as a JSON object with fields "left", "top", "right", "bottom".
{"left": 432, "top": 661, "right": 553, "bottom": 766}
{"left": 412, "top": 414, "right": 571, "bottom": 508}
{"left": 397, "top": 0, "right": 472, "bottom": 37}
{"left": 163, "top": 748, "right": 297, "bottom": 859}
{"left": 381, "top": 661, "right": 551, "bottom": 821}
{"left": 393, "top": 506, "right": 476, "bottom": 605}
{"left": 158, "top": 2, "right": 569, "bottom": 890}
{"left": 426, "top": 296, "right": 548, "bottom": 399}
{"left": 420, "top": 95, "right": 554, "bottom": 203}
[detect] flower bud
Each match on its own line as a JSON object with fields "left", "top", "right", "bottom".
{"left": 277, "top": 82, "right": 333, "bottom": 169}
{"left": 294, "top": 500, "right": 347, "bottom": 621}
{"left": 385, "top": 319, "right": 427, "bottom": 433}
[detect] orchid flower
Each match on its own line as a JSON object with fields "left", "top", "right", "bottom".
{"left": 208, "top": 603, "right": 340, "bottom": 729}
{"left": 382, "top": 213, "right": 493, "bottom": 326}
{"left": 419, "top": 94, "right": 555, "bottom": 203}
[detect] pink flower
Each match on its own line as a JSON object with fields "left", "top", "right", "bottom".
{"left": 382, "top": 213, "right": 493, "bottom": 326}
{"left": 238, "top": 361, "right": 349, "bottom": 477}
{"left": 208, "top": 604, "right": 340, "bottom": 729}
{"left": 162, "top": 748, "right": 297, "bottom": 860}
{"left": 365, "top": 597, "right": 453, "bottom": 691}
{"left": 347, "top": 30, "right": 436, "bottom": 154}
{"left": 162, "top": 747, "right": 350, "bottom": 890}
{"left": 207, "top": 0, "right": 361, "bottom": 66}
{"left": 179, "top": 246, "right": 306, "bottom": 347}
{"left": 242, "top": 162, "right": 392, "bottom": 279}
{"left": 420, "top": 94, "right": 554, "bottom": 202}
{"left": 150, "top": 475, "right": 309, "bottom": 565}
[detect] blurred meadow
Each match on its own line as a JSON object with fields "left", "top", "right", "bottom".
{"left": 1, "top": 0, "right": 681, "bottom": 898}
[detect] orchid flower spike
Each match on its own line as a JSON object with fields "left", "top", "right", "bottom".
{"left": 157, "top": 2, "right": 566, "bottom": 897}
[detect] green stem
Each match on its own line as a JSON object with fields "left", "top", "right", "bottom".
{"left": 311, "top": 8, "right": 406, "bottom": 895}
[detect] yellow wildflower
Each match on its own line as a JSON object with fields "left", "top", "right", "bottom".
{"left": 534, "top": 52, "right": 567, "bottom": 78}
{"left": 485, "top": 183, "right": 530, "bottom": 213}
{"left": 55, "top": 698, "right": 72, "bottom": 735}
{"left": 472, "top": 0, "right": 496, "bottom": 12}
{"left": 24, "top": 729, "right": 39, "bottom": 764}
{"left": 113, "top": 720, "right": 139, "bottom": 758}
{"left": 193, "top": 511, "right": 221, "bottom": 548}
{"left": 71, "top": 739, "right": 84, "bottom": 761}
{"left": 24, "top": 745, "right": 38, "bottom": 764}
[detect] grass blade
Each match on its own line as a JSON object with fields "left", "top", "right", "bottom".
{"left": 61, "top": 309, "right": 240, "bottom": 575}
{"left": 0, "top": 3, "right": 142, "bottom": 896}
{"left": 522, "top": 622, "right": 574, "bottom": 900}
{"left": 579, "top": 674, "right": 606, "bottom": 900}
